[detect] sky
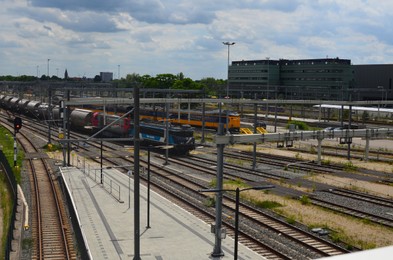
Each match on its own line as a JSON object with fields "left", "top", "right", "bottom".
{"left": 1, "top": 0, "right": 393, "bottom": 80}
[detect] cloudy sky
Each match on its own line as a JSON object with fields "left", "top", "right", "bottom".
{"left": 1, "top": 0, "right": 392, "bottom": 80}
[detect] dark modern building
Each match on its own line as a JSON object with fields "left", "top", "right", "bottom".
{"left": 353, "top": 64, "right": 393, "bottom": 101}
{"left": 228, "top": 58, "right": 393, "bottom": 101}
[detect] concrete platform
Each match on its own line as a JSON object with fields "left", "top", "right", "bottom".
{"left": 60, "top": 166, "right": 265, "bottom": 260}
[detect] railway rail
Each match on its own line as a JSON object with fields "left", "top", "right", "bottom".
{"left": 84, "top": 146, "right": 351, "bottom": 259}
{"left": 41, "top": 122, "right": 352, "bottom": 259}
{"left": 0, "top": 117, "right": 76, "bottom": 259}
{"left": 327, "top": 188, "right": 393, "bottom": 208}
{"left": 309, "top": 188, "right": 393, "bottom": 228}
{"left": 289, "top": 144, "right": 393, "bottom": 163}
{"left": 0, "top": 113, "right": 371, "bottom": 258}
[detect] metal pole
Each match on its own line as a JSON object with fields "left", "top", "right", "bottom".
{"left": 317, "top": 138, "right": 322, "bottom": 166}
{"left": 340, "top": 105, "right": 344, "bottom": 127}
{"left": 265, "top": 57, "right": 269, "bottom": 119}
{"left": 274, "top": 87, "right": 277, "bottom": 132}
{"left": 100, "top": 140, "right": 103, "bottom": 184}
{"left": 164, "top": 95, "right": 169, "bottom": 165}
{"left": 128, "top": 170, "right": 131, "bottom": 209}
{"left": 133, "top": 86, "right": 141, "bottom": 260}
{"left": 234, "top": 188, "right": 240, "bottom": 260}
{"left": 13, "top": 131, "right": 17, "bottom": 167}
{"left": 201, "top": 102, "right": 206, "bottom": 144}
{"left": 61, "top": 100, "right": 66, "bottom": 167}
{"left": 146, "top": 147, "right": 151, "bottom": 229}
{"left": 347, "top": 104, "right": 352, "bottom": 160}
{"left": 252, "top": 95, "right": 257, "bottom": 170}
{"left": 48, "top": 88, "right": 52, "bottom": 144}
{"left": 47, "top": 58, "right": 50, "bottom": 77}
{"left": 365, "top": 131, "right": 370, "bottom": 161}
{"left": 66, "top": 90, "right": 71, "bottom": 166}
{"left": 223, "top": 42, "right": 235, "bottom": 98}
{"left": 226, "top": 110, "right": 229, "bottom": 134}
{"left": 226, "top": 44, "right": 230, "bottom": 98}
{"left": 212, "top": 102, "right": 225, "bottom": 257}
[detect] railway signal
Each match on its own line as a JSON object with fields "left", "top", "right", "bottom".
{"left": 13, "top": 117, "right": 22, "bottom": 167}
{"left": 14, "top": 117, "right": 22, "bottom": 133}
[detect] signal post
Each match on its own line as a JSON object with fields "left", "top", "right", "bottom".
{"left": 13, "top": 117, "right": 22, "bottom": 167}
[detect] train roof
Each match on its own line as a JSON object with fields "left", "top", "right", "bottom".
{"left": 140, "top": 120, "right": 193, "bottom": 131}
{"left": 204, "top": 109, "right": 239, "bottom": 116}
{"left": 314, "top": 104, "right": 393, "bottom": 113}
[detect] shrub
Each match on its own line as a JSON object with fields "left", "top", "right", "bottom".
{"left": 254, "top": 200, "right": 282, "bottom": 209}
{"left": 299, "top": 195, "right": 311, "bottom": 205}
{"left": 287, "top": 120, "right": 309, "bottom": 131}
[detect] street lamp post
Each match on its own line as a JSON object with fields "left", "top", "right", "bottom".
{"left": 222, "top": 42, "right": 235, "bottom": 98}
{"left": 223, "top": 41, "right": 235, "bottom": 134}
{"left": 199, "top": 185, "right": 274, "bottom": 259}
{"left": 47, "top": 59, "right": 50, "bottom": 78}
{"left": 377, "top": 86, "right": 386, "bottom": 106}
{"left": 265, "top": 57, "right": 270, "bottom": 119}
{"left": 146, "top": 146, "right": 151, "bottom": 229}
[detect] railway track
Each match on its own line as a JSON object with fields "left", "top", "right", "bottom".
{"left": 0, "top": 114, "right": 360, "bottom": 257}
{"left": 220, "top": 195, "right": 348, "bottom": 257}
{"left": 289, "top": 144, "right": 393, "bottom": 162}
{"left": 309, "top": 189, "right": 393, "bottom": 228}
{"left": 0, "top": 117, "right": 76, "bottom": 259}
{"left": 87, "top": 147, "right": 351, "bottom": 259}
{"left": 327, "top": 188, "right": 393, "bottom": 208}
{"left": 229, "top": 149, "right": 345, "bottom": 173}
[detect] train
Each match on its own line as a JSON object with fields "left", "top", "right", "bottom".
{"left": 138, "top": 107, "right": 241, "bottom": 133}
{"left": 76, "top": 104, "right": 241, "bottom": 133}
{"left": 0, "top": 95, "right": 196, "bottom": 154}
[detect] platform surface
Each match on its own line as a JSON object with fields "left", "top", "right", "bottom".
{"left": 60, "top": 166, "right": 265, "bottom": 260}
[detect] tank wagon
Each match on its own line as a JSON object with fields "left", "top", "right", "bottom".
{"left": 2, "top": 97, "right": 195, "bottom": 154}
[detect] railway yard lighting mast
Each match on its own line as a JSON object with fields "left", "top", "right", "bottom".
{"left": 223, "top": 41, "right": 235, "bottom": 134}
{"left": 223, "top": 41, "right": 235, "bottom": 98}
{"left": 47, "top": 58, "right": 50, "bottom": 78}
{"left": 265, "top": 57, "right": 270, "bottom": 119}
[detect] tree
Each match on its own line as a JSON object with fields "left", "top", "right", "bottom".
{"left": 140, "top": 74, "right": 159, "bottom": 88}
{"left": 199, "top": 77, "right": 225, "bottom": 96}
{"left": 93, "top": 75, "right": 101, "bottom": 82}
{"left": 362, "top": 111, "right": 370, "bottom": 123}
{"left": 155, "top": 73, "right": 177, "bottom": 89}
{"left": 172, "top": 78, "right": 201, "bottom": 90}
{"left": 125, "top": 73, "right": 142, "bottom": 83}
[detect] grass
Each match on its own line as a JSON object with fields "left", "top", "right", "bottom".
{"left": 299, "top": 195, "right": 311, "bottom": 205}
{"left": 0, "top": 126, "right": 25, "bottom": 258}
{"left": 44, "top": 143, "right": 62, "bottom": 152}
{"left": 193, "top": 132, "right": 214, "bottom": 143}
{"left": 0, "top": 174, "right": 12, "bottom": 260}
{"left": 343, "top": 161, "right": 358, "bottom": 172}
{"left": 230, "top": 137, "right": 393, "bottom": 250}
{"left": 0, "top": 127, "right": 23, "bottom": 183}
{"left": 251, "top": 190, "right": 393, "bottom": 249}
{"left": 225, "top": 158, "right": 245, "bottom": 167}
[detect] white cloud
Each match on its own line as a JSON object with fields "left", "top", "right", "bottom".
{"left": 0, "top": 0, "right": 392, "bottom": 79}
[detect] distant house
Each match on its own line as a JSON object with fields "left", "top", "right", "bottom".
{"left": 100, "top": 72, "right": 113, "bottom": 83}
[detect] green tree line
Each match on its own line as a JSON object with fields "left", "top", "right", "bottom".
{"left": 0, "top": 73, "right": 226, "bottom": 97}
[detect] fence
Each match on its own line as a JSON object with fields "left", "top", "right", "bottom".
{"left": 0, "top": 151, "right": 18, "bottom": 260}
